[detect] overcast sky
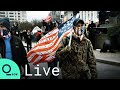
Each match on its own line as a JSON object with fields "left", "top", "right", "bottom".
{"left": 27, "top": 11, "right": 51, "bottom": 22}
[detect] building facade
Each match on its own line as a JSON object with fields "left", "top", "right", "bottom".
{"left": 0, "top": 11, "right": 27, "bottom": 22}
{"left": 63, "top": 11, "right": 99, "bottom": 23}
{"left": 49, "top": 11, "right": 99, "bottom": 24}
{"left": 64, "top": 11, "right": 73, "bottom": 20}
{"left": 50, "top": 11, "right": 61, "bottom": 22}
{"left": 79, "top": 11, "right": 99, "bottom": 24}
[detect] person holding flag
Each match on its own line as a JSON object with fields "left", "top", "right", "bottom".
{"left": 55, "top": 18, "right": 97, "bottom": 79}
{"left": 27, "top": 14, "right": 97, "bottom": 79}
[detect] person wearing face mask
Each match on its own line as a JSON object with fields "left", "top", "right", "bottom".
{"left": 55, "top": 18, "right": 97, "bottom": 79}
{"left": 0, "top": 18, "right": 30, "bottom": 79}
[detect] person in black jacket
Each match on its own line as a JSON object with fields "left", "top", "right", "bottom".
{"left": 87, "top": 21, "right": 96, "bottom": 49}
{"left": 26, "top": 29, "right": 32, "bottom": 52}
{"left": 0, "top": 18, "right": 30, "bottom": 79}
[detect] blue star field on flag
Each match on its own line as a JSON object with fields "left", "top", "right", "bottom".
{"left": 58, "top": 14, "right": 79, "bottom": 38}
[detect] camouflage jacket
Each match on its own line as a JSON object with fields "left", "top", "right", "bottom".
{"left": 55, "top": 34, "right": 97, "bottom": 79}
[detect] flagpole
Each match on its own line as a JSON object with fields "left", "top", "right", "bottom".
{"left": 68, "top": 30, "right": 73, "bottom": 47}
{"left": 68, "top": 13, "right": 80, "bottom": 47}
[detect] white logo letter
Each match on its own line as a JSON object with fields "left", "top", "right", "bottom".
{"left": 43, "top": 67, "right": 50, "bottom": 76}
{"left": 34, "top": 64, "right": 42, "bottom": 76}
{"left": 52, "top": 67, "right": 59, "bottom": 76}
{"left": 25, "top": 64, "right": 32, "bottom": 76}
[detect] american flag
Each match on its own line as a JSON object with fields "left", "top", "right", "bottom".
{"left": 27, "top": 14, "right": 79, "bottom": 65}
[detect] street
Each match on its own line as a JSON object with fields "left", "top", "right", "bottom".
{"left": 97, "top": 62, "right": 120, "bottom": 79}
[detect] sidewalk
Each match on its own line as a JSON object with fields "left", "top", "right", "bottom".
{"left": 94, "top": 49, "right": 120, "bottom": 66}
{"left": 22, "top": 41, "right": 120, "bottom": 66}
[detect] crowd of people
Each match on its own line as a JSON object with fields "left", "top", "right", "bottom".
{"left": 0, "top": 17, "right": 98, "bottom": 79}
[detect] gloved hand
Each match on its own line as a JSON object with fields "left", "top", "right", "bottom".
{"left": 64, "top": 46, "right": 71, "bottom": 51}
{"left": 59, "top": 46, "right": 71, "bottom": 58}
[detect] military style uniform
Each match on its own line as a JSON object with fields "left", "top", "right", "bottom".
{"left": 55, "top": 33, "right": 97, "bottom": 79}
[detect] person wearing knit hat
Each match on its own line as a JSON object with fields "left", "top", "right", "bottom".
{"left": 0, "top": 17, "right": 30, "bottom": 79}
{"left": 0, "top": 17, "right": 10, "bottom": 30}
{"left": 73, "top": 18, "right": 88, "bottom": 38}
{"left": 55, "top": 18, "right": 97, "bottom": 79}
{"left": 0, "top": 18, "right": 11, "bottom": 38}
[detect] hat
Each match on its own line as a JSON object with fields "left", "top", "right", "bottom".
{"left": 0, "top": 18, "right": 10, "bottom": 30}
{"left": 73, "top": 18, "right": 84, "bottom": 26}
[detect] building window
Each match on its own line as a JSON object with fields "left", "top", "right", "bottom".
{"left": 10, "top": 18, "right": 14, "bottom": 20}
{"left": 0, "top": 15, "right": 5, "bottom": 17}
{"left": 61, "top": 15, "right": 64, "bottom": 18}
{"left": 0, "top": 12, "right": 5, "bottom": 14}
{"left": 9, "top": 15, "right": 14, "bottom": 17}
{"left": 9, "top": 13, "right": 13, "bottom": 14}
{"left": 91, "top": 12, "right": 93, "bottom": 20}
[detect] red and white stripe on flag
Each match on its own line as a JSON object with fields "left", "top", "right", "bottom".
{"left": 27, "top": 27, "right": 72, "bottom": 65}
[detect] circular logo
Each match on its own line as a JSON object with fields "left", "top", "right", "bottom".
{"left": 2, "top": 64, "right": 11, "bottom": 73}
{"left": 0, "top": 58, "right": 20, "bottom": 79}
